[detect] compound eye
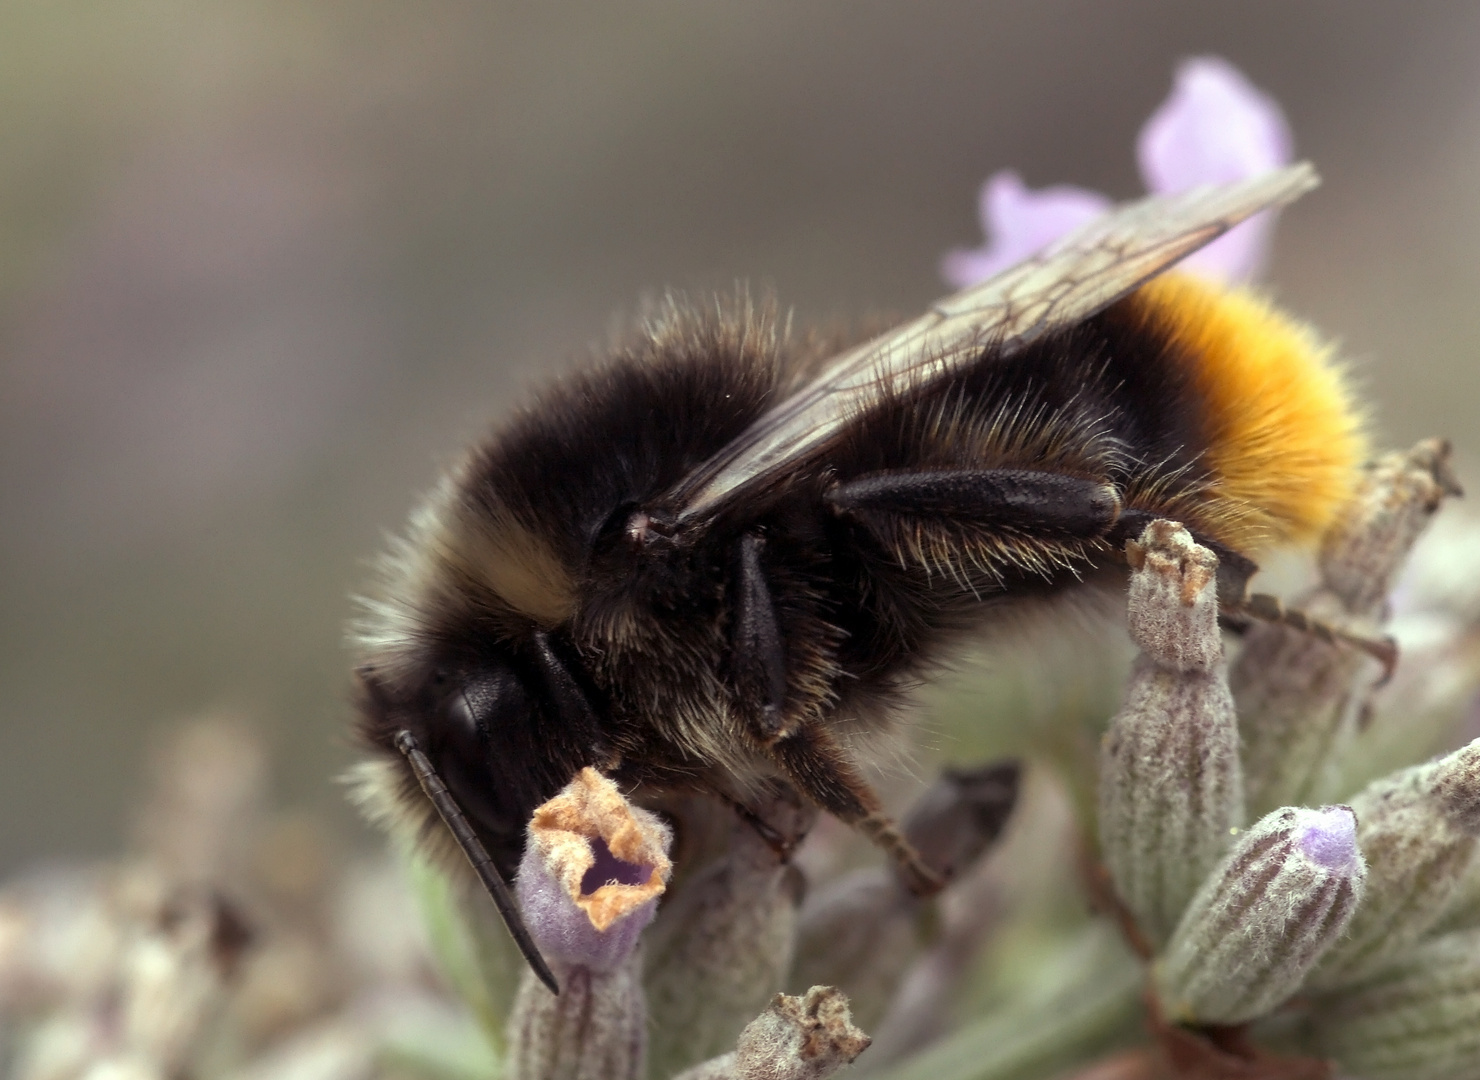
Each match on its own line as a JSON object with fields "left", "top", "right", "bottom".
{"left": 426, "top": 659, "right": 539, "bottom": 872}
{"left": 446, "top": 673, "right": 504, "bottom": 747}
{"left": 421, "top": 641, "right": 608, "bottom": 883}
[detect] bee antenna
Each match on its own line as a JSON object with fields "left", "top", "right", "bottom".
{"left": 393, "top": 729, "right": 561, "bottom": 995}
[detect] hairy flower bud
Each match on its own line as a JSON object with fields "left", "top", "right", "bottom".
{"left": 1311, "top": 928, "right": 1480, "bottom": 1080}
{"left": 672, "top": 987, "right": 871, "bottom": 1080}
{"left": 897, "top": 762, "right": 1020, "bottom": 889}
{"left": 1307, "top": 739, "right": 1480, "bottom": 988}
{"left": 1100, "top": 522, "right": 1243, "bottom": 946}
{"left": 644, "top": 791, "right": 814, "bottom": 1079}
{"left": 1431, "top": 856, "right": 1480, "bottom": 936}
{"left": 1154, "top": 805, "right": 1365, "bottom": 1025}
{"left": 504, "top": 769, "right": 672, "bottom": 1080}
{"left": 1236, "top": 441, "right": 1457, "bottom": 814}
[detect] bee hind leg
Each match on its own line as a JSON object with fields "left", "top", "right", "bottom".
{"left": 1236, "top": 592, "right": 1399, "bottom": 682}
{"left": 826, "top": 468, "right": 1121, "bottom": 541}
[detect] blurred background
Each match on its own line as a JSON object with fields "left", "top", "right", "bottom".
{"left": 3, "top": 0, "right": 1480, "bottom": 876}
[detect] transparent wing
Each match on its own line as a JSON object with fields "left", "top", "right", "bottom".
{"left": 668, "top": 163, "right": 1319, "bottom": 523}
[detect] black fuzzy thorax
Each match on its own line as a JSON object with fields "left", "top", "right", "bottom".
{"left": 357, "top": 290, "right": 1223, "bottom": 879}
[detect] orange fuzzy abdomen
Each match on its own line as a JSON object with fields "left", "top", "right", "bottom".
{"left": 1131, "top": 272, "right": 1368, "bottom": 553}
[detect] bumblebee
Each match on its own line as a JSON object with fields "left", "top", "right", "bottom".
{"left": 350, "top": 164, "right": 1370, "bottom": 991}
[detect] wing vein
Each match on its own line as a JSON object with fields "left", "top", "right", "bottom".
{"left": 669, "top": 163, "right": 1319, "bottom": 523}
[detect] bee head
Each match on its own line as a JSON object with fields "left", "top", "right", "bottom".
{"left": 355, "top": 611, "right": 612, "bottom": 881}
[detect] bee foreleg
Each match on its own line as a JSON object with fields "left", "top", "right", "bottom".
{"left": 825, "top": 468, "right": 1121, "bottom": 540}
{"left": 531, "top": 631, "right": 600, "bottom": 726}
{"left": 766, "top": 721, "right": 945, "bottom": 896}
{"left": 717, "top": 782, "right": 816, "bottom": 862}
{"left": 731, "top": 532, "right": 791, "bottom": 741}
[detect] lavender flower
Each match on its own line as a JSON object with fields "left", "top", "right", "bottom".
{"left": 504, "top": 768, "right": 672, "bottom": 1080}
{"left": 939, "top": 174, "right": 1111, "bottom": 289}
{"left": 1137, "top": 57, "right": 1291, "bottom": 280}
{"left": 513, "top": 767, "right": 671, "bottom": 975}
{"left": 942, "top": 56, "right": 1291, "bottom": 287}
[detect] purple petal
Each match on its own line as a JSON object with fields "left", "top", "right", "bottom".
{"left": 1176, "top": 211, "right": 1278, "bottom": 283}
{"left": 941, "top": 170, "right": 1111, "bottom": 288}
{"left": 1296, "top": 806, "right": 1360, "bottom": 874}
{"left": 513, "top": 768, "right": 671, "bottom": 973}
{"left": 517, "top": 841, "right": 659, "bottom": 973}
{"left": 1137, "top": 57, "right": 1293, "bottom": 281}
{"left": 1139, "top": 57, "right": 1291, "bottom": 192}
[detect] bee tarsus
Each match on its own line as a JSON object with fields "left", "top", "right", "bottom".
{"left": 1239, "top": 592, "right": 1399, "bottom": 682}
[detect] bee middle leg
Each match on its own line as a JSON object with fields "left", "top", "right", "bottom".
{"left": 767, "top": 720, "right": 945, "bottom": 896}
{"left": 731, "top": 532, "right": 791, "bottom": 741}
{"left": 763, "top": 471, "right": 1123, "bottom": 891}
{"left": 804, "top": 468, "right": 1136, "bottom": 892}
{"left": 730, "top": 529, "right": 943, "bottom": 894}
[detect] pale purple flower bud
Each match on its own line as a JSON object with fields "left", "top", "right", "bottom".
{"left": 1137, "top": 57, "right": 1292, "bottom": 281}
{"left": 505, "top": 768, "right": 672, "bottom": 1080}
{"left": 1100, "top": 522, "right": 1243, "bottom": 947}
{"left": 1296, "top": 810, "right": 1364, "bottom": 877}
{"left": 1155, "top": 805, "right": 1365, "bottom": 1025}
{"left": 1307, "top": 739, "right": 1480, "bottom": 989}
{"left": 1311, "top": 928, "right": 1480, "bottom": 1080}
{"left": 940, "top": 172, "right": 1110, "bottom": 288}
